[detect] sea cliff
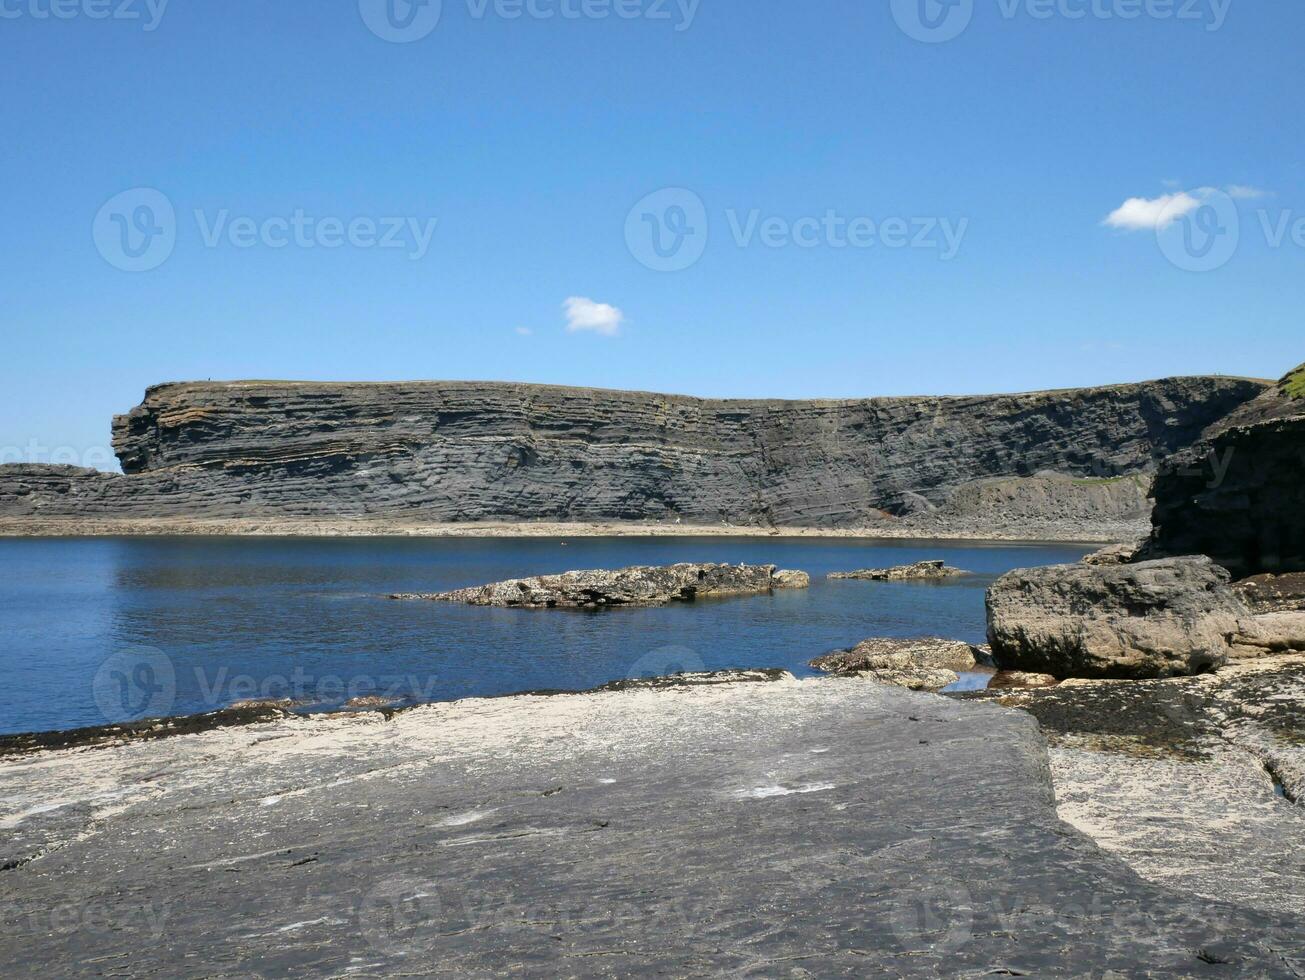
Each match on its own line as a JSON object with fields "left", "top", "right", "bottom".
{"left": 0, "top": 376, "right": 1269, "bottom": 537}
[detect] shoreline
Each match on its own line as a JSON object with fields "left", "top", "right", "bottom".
{"left": 0, "top": 516, "right": 1136, "bottom": 544}
{"left": 0, "top": 670, "right": 794, "bottom": 758}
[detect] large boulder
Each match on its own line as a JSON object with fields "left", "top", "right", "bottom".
{"left": 986, "top": 557, "right": 1250, "bottom": 679}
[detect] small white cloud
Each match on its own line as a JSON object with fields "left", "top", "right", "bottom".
{"left": 563, "top": 296, "right": 623, "bottom": 336}
{"left": 1104, "top": 184, "right": 1273, "bottom": 232}
{"left": 515, "top": 326, "right": 532, "bottom": 336}
{"left": 1103, "top": 191, "right": 1201, "bottom": 231}
{"left": 1226, "top": 184, "right": 1268, "bottom": 200}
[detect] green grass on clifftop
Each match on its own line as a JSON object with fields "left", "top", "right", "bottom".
{"left": 1285, "top": 365, "right": 1305, "bottom": 400}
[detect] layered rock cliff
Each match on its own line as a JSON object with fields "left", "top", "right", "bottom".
{"left": 1148, "top": 365, "right": 1305, "bottom": 575}
{"left": 0, "top": 376, "right": 1270, "bottom": 532}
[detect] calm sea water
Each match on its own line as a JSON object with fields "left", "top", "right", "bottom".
{"left": 0, "top": 536, "right": 1090, "bottom": 735}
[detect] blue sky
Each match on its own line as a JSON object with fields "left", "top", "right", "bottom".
{"left": 2, "top": 0, "right": 1302, "bottom": 468}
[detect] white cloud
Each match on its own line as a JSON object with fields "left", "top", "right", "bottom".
{"left": 515, "top": 326, "right": 532, "bottom": 336}
{"left": 1104, "top": 184, "right": 1273, "bottom": 232}
{"left": 1227, "top": 184, "right": 1268, "bottom": 200}
{"left": 563, "top": 296, "right": 624, "bottom": 336}
{"left": 1103, "top": 191, "right": 1201, "bottom": 231}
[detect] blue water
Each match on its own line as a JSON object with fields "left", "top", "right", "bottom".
{"left": 0, "top": 536, "right": 1090, "bottom": 735}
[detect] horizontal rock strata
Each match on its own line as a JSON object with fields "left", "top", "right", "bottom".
{"left": 2, "top": 677, "right": 1300, "bottom": 976}
{"left": 0, "top": 375, "right": 1267, "bottom": 531}
{"left": 393, "top": 563, "right": 807, "bottom": 608}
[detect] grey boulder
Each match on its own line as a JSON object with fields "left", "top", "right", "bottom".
{"left": 986, "top": 557, "right": 1250, "bottom": 679}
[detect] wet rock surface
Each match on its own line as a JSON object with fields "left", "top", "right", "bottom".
{"left": 966, "top": 655, "right": 1305, "bottom": 918}
{"left": 987, "top": 556, "right": 1251, "bottom": 679}
{"left": 828, "top": 559, "right": 970, "bottom": 581}
{"left": 392, "top": 562, "right": 806, "bottom": 608}
{"left": 2, "top": 677, "right": 1301, "bottom": 977}
{"left": 0, "top": 376, "right": 1265, "bottom": 535}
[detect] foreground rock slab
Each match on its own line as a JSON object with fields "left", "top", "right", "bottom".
{"left": 2, "top": 677, "right": 1300, "bottom": 977}
{"left": 829, "top": 559, "right": 970, "bottom": 581}
{"left": 393, "top": 562, "right": 808, "bottom": 607}
{"left": 811, "top": 637, "right": 978, "bottom": 690}
{"left": 987, "top": 556, "right": 1250, "bottom": 679}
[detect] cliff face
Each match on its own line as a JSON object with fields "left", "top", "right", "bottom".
{"left": 0, "top": 376, "right": 1270, "bottom": 529}
{"left": 1148, "top": 366, "right": 1305, "bottom": 576}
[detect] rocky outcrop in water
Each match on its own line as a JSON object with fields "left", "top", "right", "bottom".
{"left": 810, "top": 637, "right": 978, "bottom": 690}
{"left": 1148, "top": 364, "right": 1305, "bottom": 576}
{"left": 986, "top": 557, "right": 1251, "bottom": 679}
{"left": 0, "top": 376, "right": 1268, "bottom": 532}
{"left": 829, "top": 560, "right": 969, "bottom": 581}
{"left": 393, "top": 563, "right": 807, "bottom": 608}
